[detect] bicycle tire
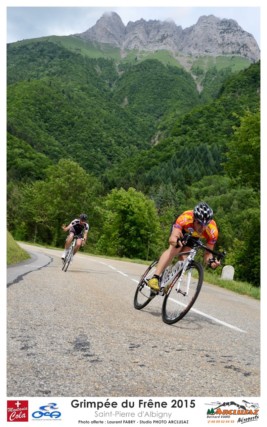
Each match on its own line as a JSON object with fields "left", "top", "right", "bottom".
{"left": 62, "top": 250, "right": 68, "bottom": 271}
{"left": 62, "top": 247, "right": 73, "bottom": 272}
{"left": 162, "top": 261, "right": 203, "bottom": 324}
{"left": 134, "top": 260, "right": 158, "bottom": 310}
{"left": 61, "top": 255, "right": 67, "bottom": 271}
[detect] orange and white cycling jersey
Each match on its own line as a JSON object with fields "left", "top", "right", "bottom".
{"left": 173, "top": 210, "right": 218, "bottom": 245}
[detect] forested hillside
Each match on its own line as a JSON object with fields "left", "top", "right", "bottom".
{"left": 105, "top": 62, "right": 260, "bottom": 191}
{"left": 7, "top": 37, "right": 260, "bottom": 286}
{"left": 7, "top": 41, "right": 200, "bottom": 179}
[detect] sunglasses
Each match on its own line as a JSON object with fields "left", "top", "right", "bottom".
{"left": 196, "top": 219, "right": 210, "bottom": 226}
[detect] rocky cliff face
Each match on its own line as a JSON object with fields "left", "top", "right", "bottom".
{"left": 76, "top": 12, "right": 260, "bottom": 62}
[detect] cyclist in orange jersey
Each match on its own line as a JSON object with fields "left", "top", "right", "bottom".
{"left": 148, "top": 202, "right": 221, "bottom": 292}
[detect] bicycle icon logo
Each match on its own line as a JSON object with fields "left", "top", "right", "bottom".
{"left": 32, "top": 402, "right": 61, "bottom": 419}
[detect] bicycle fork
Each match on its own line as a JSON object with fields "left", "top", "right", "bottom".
{"left": 176, "top": 268, "right": 192, "bottom": 296}
{"left": 174, "top": 250, "right": 196, "bottom": 296}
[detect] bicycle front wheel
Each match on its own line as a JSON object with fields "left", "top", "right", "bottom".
{"left": 134, "top": 260, "right": 158, "bottom": 310}
{"left": 62, "top": 248, "right": 73, "bottom": 272}
{"left": 162, "top": 261, "right": 203, "bottom": 324}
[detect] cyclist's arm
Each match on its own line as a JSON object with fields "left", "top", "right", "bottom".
{"left": 171, "top": 211, "right": 193, "bottom": 248}
{"left": 169, "top": 224, "right": 183, "bottom": 247}
{"left": 83, "top": 230, "right": 88, "bottom": 244}
{"left": 204, "top": 244, "right": 220, "bottom": 269}
{"left": 62, "top": 222, "right": 72, "bottom": 232}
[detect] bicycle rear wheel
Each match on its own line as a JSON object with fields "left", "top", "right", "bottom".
{"left": 162, "top": 261, "right": 203, "bottom": 324}
{"left": 134, "top": 260, "right": 158, "bottom": 310}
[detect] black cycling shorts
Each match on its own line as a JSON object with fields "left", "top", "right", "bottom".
{"left": 69, "top": 227, "right": 84, "bottom": 239}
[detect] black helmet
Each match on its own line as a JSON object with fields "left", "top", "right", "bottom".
{"left": 80, "top": 213, "right": 88, "bottom": 221}
{"left": 193, "top": 202, "right": 213, "bottom": 225}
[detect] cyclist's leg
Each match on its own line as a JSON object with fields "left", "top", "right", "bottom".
{"left": 155, "top": 245, "right": 181, "bottom": 276}
{"left": 65, "top": 231, "right": 74, "bottom": 249}
{"left": 74, "top": 237, "right": 83, "bottom": 254}
{"left": 147, "top": 245, "right": 181, "bottom": 291}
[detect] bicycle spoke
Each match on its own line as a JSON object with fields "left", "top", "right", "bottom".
{"left": 162, "top": 261, "right": 203, "bottom": 324}
{"left": 134, "top": 260, "right": 158, "bottom": 309}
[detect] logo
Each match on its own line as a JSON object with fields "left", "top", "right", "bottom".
{"left": 206, "top": 400, "right": 259, "bottom": 424}
{"left": 32, "top": 402, "right": 61, "bottom": 420}
{"left": 7, "top": 400, "right": 29, "bottom": 422}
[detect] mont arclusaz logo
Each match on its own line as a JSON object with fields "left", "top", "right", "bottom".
{"left": 206, "top": 400, "right": 259, "bottom": 423}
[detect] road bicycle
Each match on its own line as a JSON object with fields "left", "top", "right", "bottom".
{"left": 134, "top": 234, "right": 226, "bottom": 325}
{"left": 61, "top": 237, "right": 78, "bottom": 272}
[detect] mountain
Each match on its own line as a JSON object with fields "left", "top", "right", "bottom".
{"left": 76, "top": 12, "right": 260, "bottom": 62}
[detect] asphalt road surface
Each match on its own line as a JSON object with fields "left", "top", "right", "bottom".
{"left": 7, "top": 243, "right": 260, "bottom": 397}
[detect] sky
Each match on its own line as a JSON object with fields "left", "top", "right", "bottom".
{"left": 6, "top": 5, "right": 261, "bottom": 47}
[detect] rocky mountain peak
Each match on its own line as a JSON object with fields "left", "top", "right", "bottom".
{"left": 80, "top": 11, "right": 125, "bottom": 47}
{"left": 180, "top": 14, "right": 259, "bottom": 59}
{"left": 76, "top": 12, "right": 260, "bottom": 62}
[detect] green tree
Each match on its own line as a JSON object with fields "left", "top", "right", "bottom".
{"left": 9, "top": 159, "right": 103, "bottom": 247}
{"left": 96, "top": 187, "right": 162, "bottom": 259}
{"left": 229, "top": 208, "right": 260, "bottom": 286}
{"left": 224, "top": 110, "right": 260, "bottom": 190}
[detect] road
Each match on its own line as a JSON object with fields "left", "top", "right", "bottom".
{"left": 7, "top": 243, "right": 260, "bottom": 397}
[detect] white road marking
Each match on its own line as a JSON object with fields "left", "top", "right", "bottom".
{"left": 190, "top": 307, "right": 247, "bottom": 333}
{"left": 167, "top": 297, "right": 246, "bottom": 333}
{"left": 117, "top": 270, "right": 128, "bottom": 277}
{"left": 101, "top": 261, "right": 247, "bottom": 333}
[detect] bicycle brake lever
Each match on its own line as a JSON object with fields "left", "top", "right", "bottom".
{"left": 181, "top": 233, "right": 192, "bottom": 246}
{"left": 175, "top": 233, "right": 190, "bottom": 248}
{"left": 216, "top": 251, "right": 227, "bottom": 261}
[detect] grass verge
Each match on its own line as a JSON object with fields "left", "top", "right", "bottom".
{"left": 7, "top": 231, "right": 30, "bottom": 265}
{"left": 204, "top": 269, "right": 260, "bottom": 300}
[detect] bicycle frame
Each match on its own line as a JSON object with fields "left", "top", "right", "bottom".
{"left": 160, "top": 236, "right": 225, "bottom": 294}
{"left": 159, "top": 247, "right": 196, "bottom": 294}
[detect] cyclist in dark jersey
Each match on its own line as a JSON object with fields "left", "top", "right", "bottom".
{"left": 61, "top": 214, "right": 89, "bottom": 260}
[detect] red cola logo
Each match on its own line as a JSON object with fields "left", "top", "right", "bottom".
{"left": 7, "top": 400, "right": 28, "bottom": 422}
